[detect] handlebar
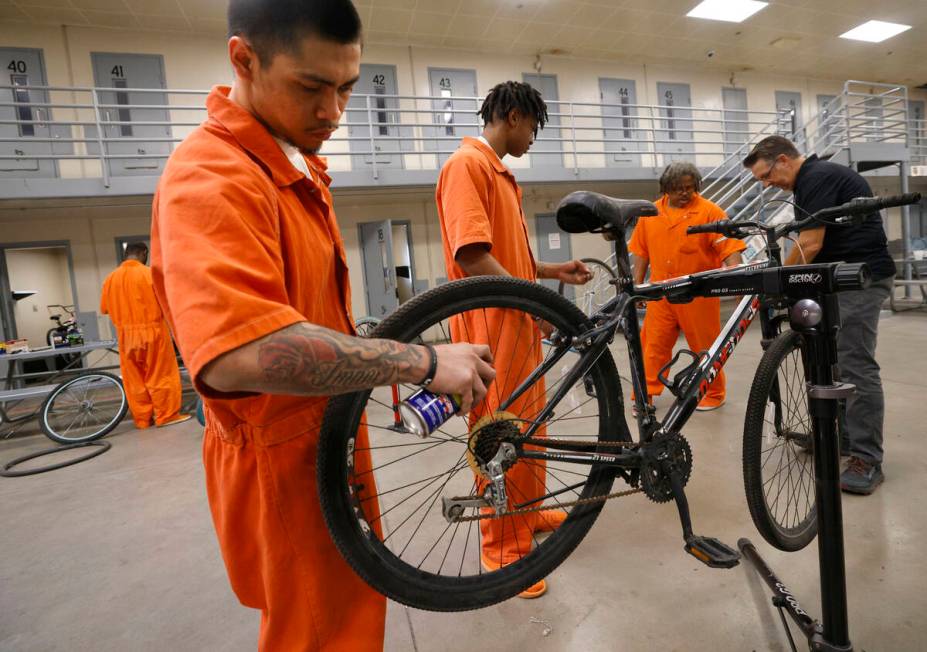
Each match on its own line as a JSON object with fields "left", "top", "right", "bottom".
{"left": 686, "top": 219, "right": 736, "bottom": 236}
{"left": 813, "top": 193, "right": 922, "bottom": 223}
{"left": 686, "top": 193, "right": 922, "bottom": 239}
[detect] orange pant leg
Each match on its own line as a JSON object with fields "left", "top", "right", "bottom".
{"left": 144, "top": 325, "right": 183, "bottom": 425}
{"left": 640, "top": 299, "right": 681, "bottom": 398}
{"left": 203, "top": 422, "right": 386, "bottom": 652}
{"left": 453, "top": 309, "right": 547, "bottom": 566}
{"left": 674, "top": 297, "right": 725, "bottom": 401}
{"left": 118, "top": 330, "right": 154, "bottom": 428}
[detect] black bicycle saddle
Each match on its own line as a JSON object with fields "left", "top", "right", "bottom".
{"left": 556, "top": 191, "right": 658, "bottom": 235}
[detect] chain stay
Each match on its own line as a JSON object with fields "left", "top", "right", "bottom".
{"left": 447, "top": 486, "right": 641, "bottom": 522}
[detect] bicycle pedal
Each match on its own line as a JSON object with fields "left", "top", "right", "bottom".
{"left": 684, "top": 536, "right": 740, "bottom": 569}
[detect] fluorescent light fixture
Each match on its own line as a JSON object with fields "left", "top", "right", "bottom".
{"left": 839, "top": 20, "right": 911, "bottom": 43}
{"left": 686, "top": 0, "right": 768, "bottom": 23}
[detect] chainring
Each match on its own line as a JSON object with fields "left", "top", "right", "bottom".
{"left": 639, "top": 434, "right": 693, "bottom": 503}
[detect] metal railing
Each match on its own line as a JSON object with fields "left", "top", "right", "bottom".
{"left": 0, "top": 83, "right": 791, "bottom": 185}
{"left": 0, "top": 84, "right": 207, "bottom": 187}
{"left": 1, "top": 81, "right": 922, "bottom": 189}
{"left": 702, "top": 81, "right": 915, "bottom": 227}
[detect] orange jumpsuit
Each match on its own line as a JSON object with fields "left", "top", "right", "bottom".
{"left": 150, "top": 86, "right": 385, "bottom": 651}
{"left": 628, "top": 193, "right": 745, "bottom": 403}
{"left": 437, "top": 136, "right": 548, "bottom": 566}
{"left": 100, "top": 259, "right": 182, "bottom": 428}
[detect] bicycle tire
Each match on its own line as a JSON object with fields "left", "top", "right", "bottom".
{"left": 558, "top": 257, "right": 617, "bottom": 315}
{"left": 0, "top": 440, "right": 111, "bottom": 477}
{"left": 40, "top": 372, "right": 128, "bottom": 445}
{"left": 743, "top": 330, "right": 817, "bottom": 552}
{"left": 318, "top": 276, "right": 630, "bottom": 611}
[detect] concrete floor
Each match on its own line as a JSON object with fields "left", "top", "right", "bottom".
{"left": 1, "top": 310, "right": 925, "bottom": 652}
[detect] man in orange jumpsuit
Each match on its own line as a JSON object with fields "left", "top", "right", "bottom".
{"left": 437, "top": 81, "right": 592, "bottom": 599}
{"left": 629, "top": 161, "right": 745, "bottom": 411}
{"left": 150, "top": 2, "right": 494, "bottom": 650}
{"left": 100, "top": 242, "right": 188, "bottom": 429}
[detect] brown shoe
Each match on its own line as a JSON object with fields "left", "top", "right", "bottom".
{"left": 156, "top": 414, "right": 193, "bottom": 428}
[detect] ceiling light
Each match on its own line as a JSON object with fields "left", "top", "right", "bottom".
{"left": 839, "top": 20, "right": 911, "bottom": 43}
{"left": 686, "top": 0, "right": 768, "bottom": 23}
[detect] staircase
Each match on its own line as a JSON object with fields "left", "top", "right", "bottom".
{"left": 701, "top": 81, "right": 911, "bottom": 229}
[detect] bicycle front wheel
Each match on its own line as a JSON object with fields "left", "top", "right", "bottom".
{"left": 40, "top": 372, "right": 128, "bottom": 444}
{"left": 743, "top": 330, "right": 817, "bottom": 551}
{"left": 318, "top": 276, "right": 630, "bottom": 611}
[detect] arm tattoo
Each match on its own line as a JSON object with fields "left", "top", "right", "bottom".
{"left": 257, "top": 323, "right": 426, "bottom": 395}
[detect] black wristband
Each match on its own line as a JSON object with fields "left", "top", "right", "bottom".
{"left": 419, "top": 344, "right": 438, "bottom": 387}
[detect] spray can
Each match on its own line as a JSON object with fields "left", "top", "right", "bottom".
{"left": 399, "top": 388, "right": 461, "bottom": 438}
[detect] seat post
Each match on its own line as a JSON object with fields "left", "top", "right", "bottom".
{"left": 611, "top": 233, "right": 634, "bottom": 291}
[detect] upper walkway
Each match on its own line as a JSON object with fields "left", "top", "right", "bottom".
{"left": 1, "top": 79, "right": 924, "bottom": 200}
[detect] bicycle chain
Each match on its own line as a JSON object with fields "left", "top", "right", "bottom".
{"left": 451, "top": 437, "right": 643, "bottom": 522}
{"left": 449, "top": 486, "right": 642, "bottom": 522}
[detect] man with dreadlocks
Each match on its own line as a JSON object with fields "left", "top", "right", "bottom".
{"left": 436, "top": 80, "right": 592, "bottom": 599}
{"left": 628, "top": 161, "right": 745, "bottom": 411}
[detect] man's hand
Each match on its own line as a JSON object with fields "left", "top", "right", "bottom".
{"left": 539, "top": 259, "right": 593, "bottom": 285}
{"left": 428, "top": 343, "right": 495, "bottom": 415}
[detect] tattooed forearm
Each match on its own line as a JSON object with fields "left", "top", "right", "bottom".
{"left": 256, "top": 323, "right": 427, "bottom": 395}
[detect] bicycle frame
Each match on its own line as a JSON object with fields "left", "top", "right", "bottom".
{"left": 498, "top": 222, "right": 866, "bottom": 648}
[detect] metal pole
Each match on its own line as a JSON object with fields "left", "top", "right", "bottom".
{"left": 900, "top": 161, "right": 913, "bottom": 299}
{"left": 569, "top": 102, "right": 578, "bottom": 176}
{"left": 366, "top": 94, "right": 378, "bottom": 181}
{"left": 801, "top": 295, "right": 851, "bottom": 648}
{"left": 90, "top": 88, "right": 110, "bottom": 188}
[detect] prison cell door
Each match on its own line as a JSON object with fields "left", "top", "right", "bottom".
{"left": 656, "top": 82, "right": 694, "bottom": 164}
{"left": 599, "top": 78, "right": 641, "bottom": 167}
{"left": 0, "top": 47, "right": 57, "bottom": 178}
{"left": 89, "top": 52, "right": 171, "bottom": 177}
{"left": 427, "top": 68, "right": 478, "bottom": 166}
{"left": 347, "top": 64, "right": 404, "bottom": 170}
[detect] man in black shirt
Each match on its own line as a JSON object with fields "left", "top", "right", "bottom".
{"left": 744, "top": 135, "right": 895, "bottom": 495}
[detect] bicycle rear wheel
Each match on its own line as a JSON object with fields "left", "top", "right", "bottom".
{"left": 558, "top": 258, "right": 617, "bottom": 315}
{"left": 743, "top": 330, "right": 817, "bottom": 551}
{"left": 40, "top": 372, "right": 128, "bottom": 444}
{"left": 318, "top": 276, "right": 630, "bottom": 611}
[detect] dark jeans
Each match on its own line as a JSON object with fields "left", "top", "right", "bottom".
{"left": 836, "top": 276, "right": 893, "bottom": 465}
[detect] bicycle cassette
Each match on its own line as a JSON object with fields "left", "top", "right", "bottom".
{"left": 466, "top": 411, "right": 522, "bottom": 478}
{"left": 639, "top": 435, "right": 693, "bottom": 503}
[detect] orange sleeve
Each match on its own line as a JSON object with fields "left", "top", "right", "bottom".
{"left": 152, "top": 162, "right": 305, "bottom": 396}
{"left": 628, "top": 220, "right": 649, "bottom": 259}
{"left": 439, "top": 155, "right": 493, "bottom": 259}
{"left": 704, "top": 199, "right": 746, "bottom": 259}
{"left": 99, "top": 276, "right": 110, "bottom": 315}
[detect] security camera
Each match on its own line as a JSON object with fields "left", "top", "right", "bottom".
{"left": 706, "top": 49, "right": 716, "bottom": 59}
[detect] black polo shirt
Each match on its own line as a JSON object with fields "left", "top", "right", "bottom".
{"left": 792, "top": 155, "right": 896, "bottom": 280}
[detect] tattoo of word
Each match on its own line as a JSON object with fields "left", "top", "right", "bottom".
{"left": 258, "top": 325, "right": 424, "bottom": 394}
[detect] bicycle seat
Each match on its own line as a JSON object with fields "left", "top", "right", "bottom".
{"left": 556, "top": 191, "right": 658, "bottom": 235}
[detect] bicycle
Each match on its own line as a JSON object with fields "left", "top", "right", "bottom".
{"left": 315, "top": 189, "right": 918, "bottom": 630}
{"left": 557, "top": 257, "right": 617, "bottom": 315}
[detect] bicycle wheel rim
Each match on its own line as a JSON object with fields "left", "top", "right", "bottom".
{"left": 42, "top": 374, "right": 127, "bottom": 443}
{"left": 319, "top": 277, "right": 627, "bottom": 609}
{"left": 746, "top": 332, "right": 817, "bottom": 549}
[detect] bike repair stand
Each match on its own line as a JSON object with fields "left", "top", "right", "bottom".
{"left": 739, "top": 296, "right": 855, "bottom": 652}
